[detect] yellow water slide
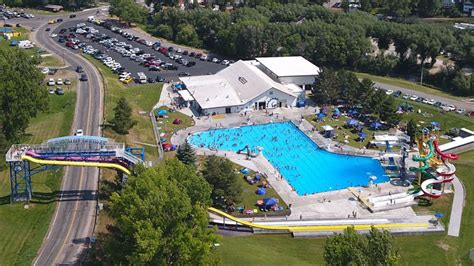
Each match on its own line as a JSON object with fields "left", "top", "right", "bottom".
{"left": 21, "top": 155, "right": 131, "bottom": 175}
{"left": 208, "top": 208, "right": 428, "bottom": 232}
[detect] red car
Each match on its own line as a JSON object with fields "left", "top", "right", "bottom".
{"left": 466, "top": 111, "right": 474, "bottom": 117}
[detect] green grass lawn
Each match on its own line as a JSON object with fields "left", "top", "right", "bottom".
{"left": 217, "top": 150, "right": 474, "bottom": 265}
{"left": 304, "top": 98, "right": 474, "bottom": 151}
{"left": 0, "top": 91, "right": 76, "bottom": 265}
{"left": 84, "top": 54, "right": 162, "bottom": 161}
{"left": 39, "top": 54, "right": 65, "bottom": 68}
{"left": 229, "top": 162, "right": 289, "bottom": 218}
{"left": 394, "top": 98, "right": 474, "bottom": 132}
{"left": 355, "top": 72, "right": 465, "bottom": 101}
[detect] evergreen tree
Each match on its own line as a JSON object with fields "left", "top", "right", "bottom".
{"left": 406, "top": 119, "right": 417, "bottom": 144}
{"left": 202, "top": 156, "right": 242, "bottom": 208}
{"left": 176, "top": 142, "right": 197, "bottom": 166}
{"left": 111, "top": 97, "right": 136, "bottom": 135}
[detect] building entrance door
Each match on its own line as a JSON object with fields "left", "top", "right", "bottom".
{"left": 225, "top": 107, "right": 231, "bottom": 114}
{"left": 258, "top": 102, "right": 266, "bottom": 110}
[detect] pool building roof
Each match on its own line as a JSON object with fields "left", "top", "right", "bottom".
{"left": 256, "top": 56, "right": 320, "bottom": 78}
{"left": 179, "top": 60, "right": 304, "bottom": 109}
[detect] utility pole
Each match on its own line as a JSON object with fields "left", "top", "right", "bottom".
{"left": 420, "top": 59, "right": 424, "bottom": 86}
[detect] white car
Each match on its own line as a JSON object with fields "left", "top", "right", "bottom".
{"left": 402, "top": 94, "right": 410, "bottom": 99}
{"left": 446, "top": 104, "right": 456, "bottom": 111}
{"left": 47, "top": 78, "right": 55, "bottom": 86}
{"left": 221, "top": 60, "right": 229, "bottom": 65}
{"left": 427, "top": 99, "right": 436, "bottom": 105}
{"left": 422, "top": 98, "right": 430, "bottom": 104}
{"left": 456, "top": 108, "right": 465, "bottom": 114}
{"left": 200, "top": 55, "right": 208, "bottom": 61}
{"left": 56, "top": 78, "right": 63, "bottom": 85}
{"left": 50, "top": 33, "right": 57, "bottom": 38}
{"left": 41, "top": 67, "right": 50, "bottom": 74}
{"left": 48, "top": 88, "right": 55, "bottom": 94}
{"left": 74, "top": 129, "right": 83, "bottom": 136}
{"left": 385, "top": 89, "right": 394, "bottom": 95}
{"left": 409, "top": 95, "right": 419, "bottom": 101}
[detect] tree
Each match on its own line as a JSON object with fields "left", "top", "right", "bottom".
{"left": 110, "top": 0, "right": 147, "bottom": 25}
{"left": 360, "top": 0, "right": 372, "bottom": 11}
{"left": 324, "top": 227, "right": 368, "bottom": 265}
{"left": 0, "top": 46, "right": 48, "bottom": 141}
{"left": 312, "top": 67, "right": 340, "bottom": 104}
{"left": 324, "top": 226, "right": 399, "bottom": 266}
{"left": 406, "top": 119, "right": 417, "bottom": 144}
{"left": 382, "top": 0, "right": 412, "bottom": 17}
{"left": 202, "top": 156, "right": 242, "bottom": 208}
{"left": 451, "top": 70, "right": 472, "bottom": 96}
{"left": 154, "top": 24, "right": 174, "bottom": 40}
{"left": 367, "top": 227, "right": 399, "bottom": 265}
{"left": 176, "top": 142, "right": 197, "bottom": 166}
{"left": 417, "top": 0, "right": 442, "bottom": 17}
{"left": 175, "top": 23, "right": 202, "bottom": 47}
{"left": 110, "top": 97, "right": 136, "bottom": 135}
{"left": 104, "top": 159, "right": 218, "bottom": 265}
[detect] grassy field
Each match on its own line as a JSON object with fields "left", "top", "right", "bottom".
{"left": 228, "top": 162, "right": 289, "bottom": 217}
{"left": 0, "top": 91, "right": 76, "bottom": 265}
{"left": 39, "top": 54, "right": 65, "bottom": 68}
{"left": 84, "top": 54, "right": 162, "bottom": 161}
{"left": 355, "top": 72, "right": 465, "bottom": 101}
{"left": 218, "top": 150, "right": 474, "bottom": 265}
{"left": 304, "top": 97, "right": 474, "bottom": 150}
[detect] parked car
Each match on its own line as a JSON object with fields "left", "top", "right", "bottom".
{"left": 69, "top": 14, "right": 76, "bottom": 18}
{"left": 55, "top": 87, "right": 64, "bottom": 95}
{"left": 427, "top": 99, "right": 436, "bottom": 105}
{"left": 45, "top": 28, "right": 51, "bottom": 31}
{"left": 178, "top": 72, "right": 190, "bottom": 77}
{"left": 47, "top": 78, "right": 55, "bottom": 86}
{"left": 393, "top": 90, "right": 402, "bottom": 97}
{"left": 456, "top": 108, "right": 465, "bottom": 114}
{"left": 466, "top": 111, "right": 474, "bottom": 117}
{"left": 56, "top": 78, "right": 63, "bottom": 85}
{"left": 79, "top": 74, "right": 88, "bottom": 81}
{"left": 409, "top": 95, "right": 419, "bottom": 101}
{"left": 156, "top": 76, "right": 165, "bottom": 82}
{"left": 385, "top": 89, "right": 394, "bottom": 95}
{"left": 74, "top": 129, "right": 83, "bottom": 136}
{"left": 64, "top": 79, "right": 72, "bottom": 85}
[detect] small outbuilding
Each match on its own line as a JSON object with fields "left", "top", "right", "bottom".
{"left": 44, "top": 4, "right": 64, "bottom": 12}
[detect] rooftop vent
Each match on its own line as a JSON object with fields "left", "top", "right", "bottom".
{"left": 238, "top": 76, "right": 247, "bottom": 84}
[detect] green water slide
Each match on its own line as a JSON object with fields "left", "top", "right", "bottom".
{"left": 409, "top": 139, "right": 435, "bottom": 173}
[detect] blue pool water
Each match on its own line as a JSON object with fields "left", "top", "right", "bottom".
{"left": 188, "top": 122, "right": 388, "bottom": 195}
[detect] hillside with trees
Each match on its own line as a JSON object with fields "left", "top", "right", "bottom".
{"left": 111, "top": 0, "right": 474, "bottom": 96}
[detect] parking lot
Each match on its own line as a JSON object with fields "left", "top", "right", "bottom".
{"left": 53, "top": 19, "right": 228, "bottom": 84}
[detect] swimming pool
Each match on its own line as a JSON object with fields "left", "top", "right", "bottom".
{"left": 189, "top": 122, "right": 388, "bottom": 195}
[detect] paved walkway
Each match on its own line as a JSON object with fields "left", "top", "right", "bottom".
{"left": 447, "top": 176, "right": 465, "bottom": 237}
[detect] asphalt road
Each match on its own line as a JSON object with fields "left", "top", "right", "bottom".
{"left": 373, "top": 82, "right": 474, "bottom": 111}
{"left": 10, "top": 8, "right": 104, "bottom": 265}
{"left": 55, "top": 20, "right": 227, "bottom": 83}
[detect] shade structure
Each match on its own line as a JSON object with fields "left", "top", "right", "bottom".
{"left": 431, "top": 121, "right": 440, "bottom": 127}
{"left": 256, "top": 187, "right": 266, "bottom": 195}
{"left": 240, "top": 168, "right": 250, "bottom": 174}
{"left": 263, "top": 197, "right": 278, "bottom": 207}
{"left": 371, "top": 121, "right": 382, "bottom": 129}
{"left": 347, "top": 118, "right": 359, "bottom": 126}
{"left": 172, "top": 118, "right": 182, "bottom": 125}
{"left": 317, "top": 112, "right": 326, "bottom": 119}
{"left": 333, "top": 108, "right": 340, "bottom": 114}
{"left": 434, "top": 213, "right": 444, "bottom": 218}
{"left": 156, "top": 109, "right": 168, "bottom": 116}
{"left": 358, "top": 132, "right": 367, "bottom": 138}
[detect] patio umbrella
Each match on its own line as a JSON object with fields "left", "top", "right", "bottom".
{"left": 370, "top": 121, "right": 382, "bottom": 130}
{"left": 156, "top": 109, "right": 168, "bottom": 116}
{"left": 317, "top": 112, "right": 326, "bottom": 119}
{"left": 431, "top": 121, "right": 440, "bottom": 127}
{"left": 358, "top": 132, "right": 367, "bottom": 139}
{"left": 434, "top": 213, "right": 444, "bottom": 218}
{"left": 256, "top": 187, "right": 266, "bottom": 195}
{"left": 333, "top": 108, "right": 340, "bottom": 114}
{"left": 263, "top": 197, "right": 278, "bottom": 207}
{"left": 347, "top": 118, "right": 358, "bottom": 126}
